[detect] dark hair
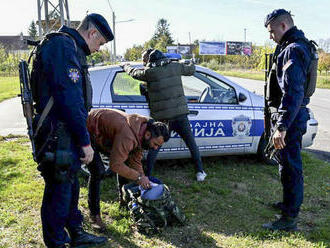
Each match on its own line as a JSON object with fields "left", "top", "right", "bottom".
{"left": 271, "top": 13, "right": 294, "bottom": 27}
{"left": 146, "top": 119, "right": 170, "bottom": 142}
{"left": 142, "top": 48, "right": 153, "bottom": 63}
{"left": 77, "top": 16, "right": 95, "bottom": 31}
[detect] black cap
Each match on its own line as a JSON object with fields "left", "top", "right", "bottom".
{"left": 264, "top": 9, "right": 291, "bottom": 27}
{"left": 149, "top": 50, "right": 166, "bottom": 63}
{"left": 87, "top": 13, "right": 114, "bottom": 41}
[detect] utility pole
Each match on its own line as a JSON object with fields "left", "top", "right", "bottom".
{"left": 112, "top": 11, "right": 116, "bottom": 63}
{"left": 37, "top": 0, "right": 71, "bottom": 38}
{"left": 107, "top": 0, "right": 134, "bottom": 63}
{"left": 244, "top": 28, "right": 247, "bottom": 42}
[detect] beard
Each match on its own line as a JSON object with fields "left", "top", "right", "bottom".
{"left": 141, "top": 137, "right": 151, "bottom": 150}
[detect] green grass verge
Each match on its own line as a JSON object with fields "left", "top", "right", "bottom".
{"left": 0, "top": 136, "right": 329, "bottom": 247}
{"left": 217, "top": 70, "right": 330, "bottom": 89}
{"left": 0, "top": 77, "right": 20, "bottom": 103}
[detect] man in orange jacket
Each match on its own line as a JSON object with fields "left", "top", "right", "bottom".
{"left": 86, "top": 108, "right": 170, "bottom": 230}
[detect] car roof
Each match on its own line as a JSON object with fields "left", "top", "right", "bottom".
{"left": 88, "top": 63, "right": 257, "bottom": 99}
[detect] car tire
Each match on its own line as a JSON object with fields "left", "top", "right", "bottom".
{"left": 257, "top": 134, "right": 278, "bottom": 166}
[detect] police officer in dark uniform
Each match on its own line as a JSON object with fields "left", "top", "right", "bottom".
{"left": 32, "top": 13, "right": 113, "bottom": 247}
{"left": 263, "top": 9, "right": 316, "bottom": 231}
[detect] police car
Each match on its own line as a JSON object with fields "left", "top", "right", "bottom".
{"left": 89, "top": 64, "right": 318, "bottom": 162}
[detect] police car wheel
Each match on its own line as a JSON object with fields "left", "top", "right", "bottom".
{"left": 257, "top": 135, "right": 278, "bottom": 166}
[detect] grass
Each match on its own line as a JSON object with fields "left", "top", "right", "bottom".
{"left": 217, "top": 70, "right": 330, "bottom": 89}
{"left": 0, "top": 135, "right": 329, "bottom": 248}
{"left": 0, "top": 76, "right": 20, "bottom": 103}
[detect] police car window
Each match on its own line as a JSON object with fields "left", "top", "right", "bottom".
{"left": 112, "top": 72, "right": 146, "bottom": 102}
{"left": 195, "top": 72, "right": 238, "bottom": 104}
{"left": 181, "top": 75, "right": 209, "bottom": 102}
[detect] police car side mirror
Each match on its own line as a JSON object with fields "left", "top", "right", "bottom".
{"left": 238, "top": 93, "right": 247, "bottom": 102}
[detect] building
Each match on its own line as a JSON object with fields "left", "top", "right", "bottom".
{"left": 0, "top": 33, "right": 31, "bottom": 54}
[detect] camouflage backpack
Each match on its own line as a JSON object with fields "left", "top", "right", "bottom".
{"left": 122, "top": 183, "right": 186, "bottom": 235}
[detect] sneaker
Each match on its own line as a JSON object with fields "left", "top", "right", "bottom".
{"left": 262, "top": 215, "right": 298, "bottom": 231}
{"left": 196, "top": 171, "right": 207, "bottom": 181}
{"left": 90, "top": 214, "right": 106, "bottom": 232}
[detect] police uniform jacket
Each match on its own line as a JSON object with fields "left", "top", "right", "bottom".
{"left": 87, "top": 109, "right": 147, "bottom": 181}
{"left": 36, "top": 25, "right": 91, "bottom": 147}
{"left": 274, "top": 26, "right": 312, "bottom": 130}
{"left": 123, "top": 61, "right": 195, "bottom": 121}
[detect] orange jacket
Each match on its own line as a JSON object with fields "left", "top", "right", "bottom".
{"left": 87, "top": 109, "right": 148, "bottom": 181}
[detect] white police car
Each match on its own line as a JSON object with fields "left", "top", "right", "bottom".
{"left": 89, "top": 64, "right": 318, "bottom": 162}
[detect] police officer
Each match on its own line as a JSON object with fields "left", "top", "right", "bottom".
{"left": 32, "top": 14, "right": 113, "bottom": 247}
{"left": 263, "top": 9, "right": 315, "bottom": 231}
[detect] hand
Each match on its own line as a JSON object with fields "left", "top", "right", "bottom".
{"left": 272, "top": 130, "right": 286, "bottom": 149}
{"left": 138, "top": 175, "right": 151, "bottom": 189}
{"left": 80, "top": 144, "right": 94, "bottom": 164}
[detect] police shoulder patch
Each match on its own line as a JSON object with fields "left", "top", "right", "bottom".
{"left": 283, "top": 59, "right": 293, "bottom": 71}
{"left": 68, "top": 68, "right": 80, "bottom": 83}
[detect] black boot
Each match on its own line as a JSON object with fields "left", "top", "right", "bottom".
{"left": 262, "top": 215, "right": 298, "bottom": 231}
{"left": 69, "top": 227, "right": 107, "bottom": 247}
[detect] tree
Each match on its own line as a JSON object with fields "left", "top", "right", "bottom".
{"left": 149, "top": 18, "right": 174, "bottom": 52}
{"left": 124, "top": 45, "right": 144, "bottom": 61}
{"left": 152, "top": 19, "right": 174, "bottom": 44}
{"left": 318, "top": 52, "right": 330, "bottom": 75}
{"left": 123, "top": 18, "right": 175, "bottom": 61}
{"left": 28, "top": 21, "right": 38, "bottom": 40}
{"left": 318, "top": 38, "right": 330, "bottom": 53}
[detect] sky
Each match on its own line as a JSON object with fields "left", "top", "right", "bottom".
{"left": 1, "top": 0, "right": 330, "bottom": 55}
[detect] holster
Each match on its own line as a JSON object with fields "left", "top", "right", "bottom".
{"left": 36, "top": 120, "right": 74, "bottom": 183}
{"left": 264, "top": 114, "right": 281, "bottom": 164}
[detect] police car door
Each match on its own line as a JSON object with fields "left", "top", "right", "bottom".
{"left": 182, "top": 70, "right": 254, "bottom": 156}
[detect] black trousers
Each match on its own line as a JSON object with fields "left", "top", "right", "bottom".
{"left": 87, "top": 150, "right": 128, "bottom": 216}
{"left": 146, "top": 114, "right": 203, "bottom": 176}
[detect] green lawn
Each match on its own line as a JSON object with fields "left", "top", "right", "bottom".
{"left": 0, "top": 76, "right": 20, "bottom": 103}
{"left": 0, "top": 136, "right": 329, "bottom": 248}
{"left": 217, "top": 70, "right": 330, "bottom": 89}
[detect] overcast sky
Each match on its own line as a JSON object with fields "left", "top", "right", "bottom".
{"left": 1, "top": 0, "right": 329, "bottom": 55}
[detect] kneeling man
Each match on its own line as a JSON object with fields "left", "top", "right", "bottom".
{"left": 86, "top": 109, "right": 170, "bottom": 229}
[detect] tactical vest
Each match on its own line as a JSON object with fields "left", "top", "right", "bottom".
{"left": 266, "top": 38, "right": 318, "bottom": 112}
{"left": 30, "top": 32, "right": 92, "bottom": 114}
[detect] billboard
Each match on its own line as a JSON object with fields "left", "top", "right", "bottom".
{"left": 177, "top": 45, "right": 191, "bottom": 55}
{"left": 199, "top": 42, "right": 226, "bottom": 55}
{"left": 167, "top": 45, "right": 192, "bottom": 56}
{"left": 167, "top": 46, "right": 178, "bottom": 54}
{"left": 226, "top": 42, "right": 252, "bottom": 55}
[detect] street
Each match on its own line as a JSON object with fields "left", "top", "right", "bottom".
{"left": 1, "top": 76, "right": 329, "bottom": 161}
{"left": 227, "top": 76, "right": 330, "bottom": 161}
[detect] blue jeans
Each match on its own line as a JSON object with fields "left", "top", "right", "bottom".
{"left": 146, "top": 114, "right": 203, "bottom": 176}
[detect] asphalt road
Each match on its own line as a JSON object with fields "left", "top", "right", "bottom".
{"left": 1, "top": 76, "right": 329, "bottom": 161}
{"left": 227, "top": 76, "right": 330, "bottom": 162}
